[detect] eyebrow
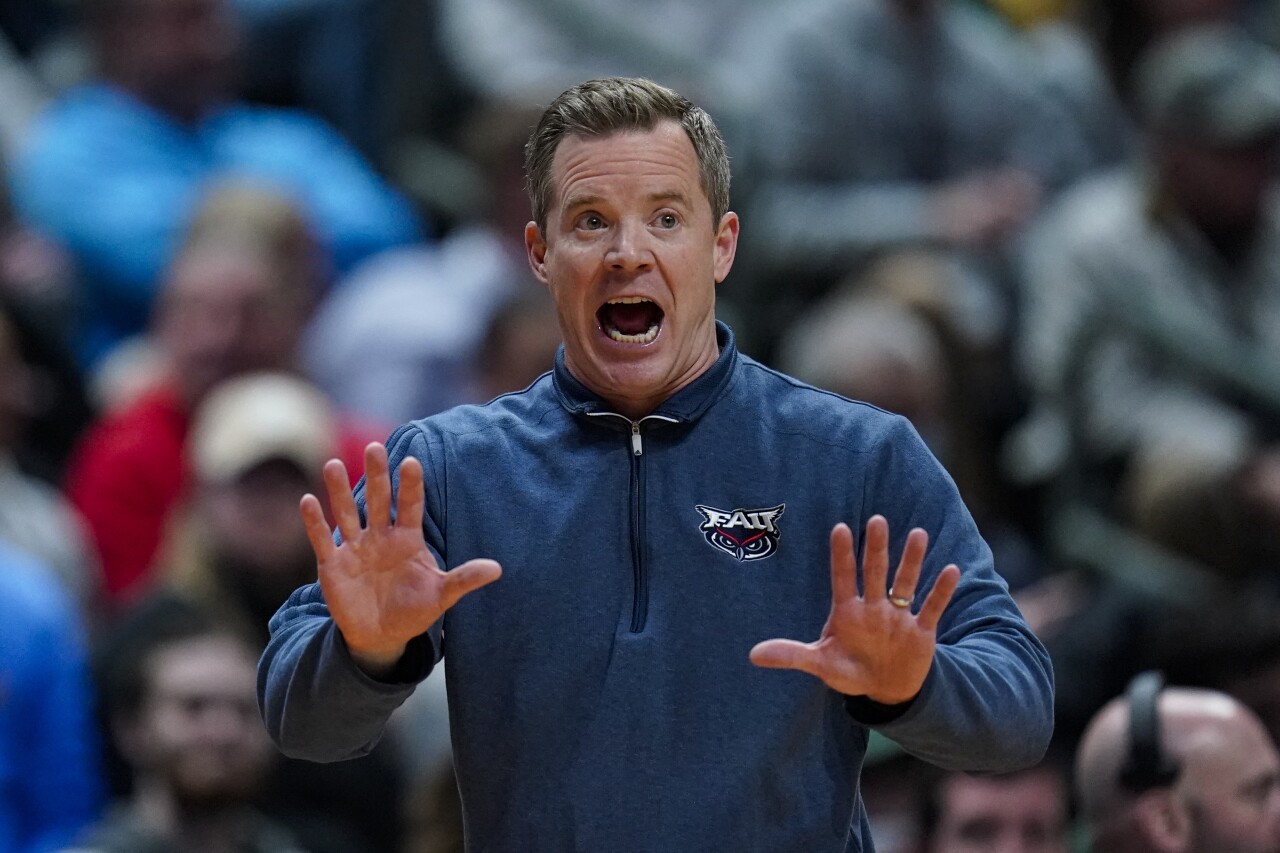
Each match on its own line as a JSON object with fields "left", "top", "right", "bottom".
{"left": 561, "top": 190, "right": 691, "bottom": 212}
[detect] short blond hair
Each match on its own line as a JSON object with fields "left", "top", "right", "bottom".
{"left": 524, "top": 77, "right": 731, "bottom": 231}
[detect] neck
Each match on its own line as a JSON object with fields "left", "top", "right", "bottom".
{"left": 131, "top": 776, "right": 251, "bottom": 853}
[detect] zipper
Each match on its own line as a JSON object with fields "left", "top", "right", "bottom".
{"left": 585, "top": 411, "right": 678, "bottom": 632}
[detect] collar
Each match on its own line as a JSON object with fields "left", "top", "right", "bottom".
{"left": 552, "top": 320, "right": 739, "bottom": 424}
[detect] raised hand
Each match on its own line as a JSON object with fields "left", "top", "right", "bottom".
{"left": 749, "top": 515, "right": 960, "bottom": 705}
{"left": 300, "top": 442, "right": 502, "bottom": 677}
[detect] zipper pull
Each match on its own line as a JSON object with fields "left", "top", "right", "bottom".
{"left": 631, "top": 422, "right": 643, "bottom": 456}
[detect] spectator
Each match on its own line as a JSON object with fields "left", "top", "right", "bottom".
{"left": 8, "top": 0, "right": 420, "bottom": 368}
{"left": 63, "top": 182, "right": 375, "bottom": 606}
{"left": 0, "top": 538, "right": 103, "bottom": 853}
{"left": 156, "top": 372, "right": 407, "bottom": 853}
{"left": 920, "top": 761, "right": 1071, "bottom": 853}
{"left": 73, "top": 601, "right": 311, "bottom": 853}
{"left": 1075, "top": 674, "right": 1280, "bottom": 852}
{"left": 163, "top": 372, "right": 338, "bottom": 645}
{"left": 1014, "top": 25, "right": 1280, "bottom": 576}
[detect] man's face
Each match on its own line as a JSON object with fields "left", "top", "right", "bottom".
{"left": 157, "top": 248, "right": 302, "bottom": 405}
{"left": 131, "top": 635, "right": 271, "bottom": 805}
{"left": 1178, "top": 712, "right": 1280, "bottom": 853}
{"left": 930, "top": 770, "right": 1069, "bottom": 853}
{"left": 202, "top": 458, "right": 319, "bottom": 605}
{"left": 525, "top": 122, "right": 738, "bottom": 418}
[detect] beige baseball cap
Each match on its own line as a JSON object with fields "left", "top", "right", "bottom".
{"left": 189, "top": 372, "right": 338, "bottom": 484}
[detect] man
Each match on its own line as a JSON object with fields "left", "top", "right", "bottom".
{"left": 10, "top": 0, "right": 419, "bottom": 367}
{"left": 1075, "top": 677, "right": 1280, "bottom": 852}
{"left": 166, "top": 371, "right": 407, "bottom": 853}
{"left": 921, "top": 763, "right": 1070, "bottom": 853}
{"left": 259, "top": 77, "right": 1053, "bottom": 851}
{"left": 64, "top": 183, "right": 375, "bottom": 605}
{"left": 1015, "top": 25, "right": 1280, "bottom": 575}
{"left": 75, "top": 604, "right": 310, "bottom": 852}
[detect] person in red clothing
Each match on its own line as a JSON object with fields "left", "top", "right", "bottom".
{"left": 65, "top": 181, "right": 373, "bottom": 606}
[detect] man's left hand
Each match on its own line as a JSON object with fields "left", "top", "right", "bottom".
{"left": 749, "top": 516, "right": 960, "bottom": 705}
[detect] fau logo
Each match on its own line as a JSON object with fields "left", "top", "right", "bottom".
{"left": 695, "top": 504, "right": 786, "bottom": 562}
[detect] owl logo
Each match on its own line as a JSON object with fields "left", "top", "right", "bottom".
{"left": 694, "top": 504, "right": 786, "bottom": 562}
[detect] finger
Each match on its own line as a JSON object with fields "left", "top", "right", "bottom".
{"left": 324, "top": 458, "right": 362, "bottom": 543}
{"left": 860, "top": 515, "right": 890, "bottom": 601}
{"left": 299, "top": 493, "right": 336, "bottom": 563}
{"left": 830, "top": 523, "right": 856, "bottom": 603}
{"left": 438, "top": 559, "right": 503, "bottom": 611}
{"left": 749, "top": 639, "right": 824, "bottom": 678}
{"left": 395, "top": 455, "right": 425, "bottom": 531}
{"left": 916, "top": 564, "right": 962, "bottom": 633}
{"left": 363, "top": 443, "right": 392, "bottom": 528}
{"left": 888, "top": 528, "right": 929, "bottom": 603}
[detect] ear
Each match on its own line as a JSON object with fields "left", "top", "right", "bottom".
{"left": 525, "top": 221, "right": 550, "bottom": 287}
{"left": 712, "top": 211, "right": 740, "bottom": 285}
{"left": 1132, "top": 789, "right": 1192, "bottom": 853}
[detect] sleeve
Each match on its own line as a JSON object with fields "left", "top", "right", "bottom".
{"left": 845, "top": 417, "right": 1055, "bottom": 772}
{"left": 257, "top": 423, "right": 445, "bottom": 762}
{"left": 1016, "top": 198, "right": 1253, "bottom": 467}
{"left": 9, "top": 560, "right": 104, "bottom": 852}
{"left": 10, "top": 94, "right": 194, "bottom": 317}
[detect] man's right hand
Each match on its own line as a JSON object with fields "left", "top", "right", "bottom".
{"left": 300, "top": 442, "right": 502, "bottom": 679}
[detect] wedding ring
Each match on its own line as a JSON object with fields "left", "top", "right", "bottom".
{"left": 888, "top": 592, "right": 912, "bottom": 608}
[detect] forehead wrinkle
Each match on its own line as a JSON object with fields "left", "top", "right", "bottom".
{"left": 550, "top": 127, "right": 703, "bottom": 211}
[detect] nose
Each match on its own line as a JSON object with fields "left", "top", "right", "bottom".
{"left": 605, "top": 218, "right": 653, "bottom": 272}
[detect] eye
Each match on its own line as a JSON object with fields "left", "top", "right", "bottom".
{"left": 575, "top": 212, "right": 606, "bottom": 230}
{"left": 655, "top": 212, "right": 679, "bottom": 229}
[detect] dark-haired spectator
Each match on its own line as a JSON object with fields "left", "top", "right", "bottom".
{"left": 153, "top": 373, "right": 407, "bottom": 853}
{"left": 0, "top": 539, "right": 103, "bottom": 852}
{"left": 8, "top": 0, "right": 420, "bottom": 368}
{"left": 921, "top": 762, "right": 1070, "bottom": 853}
{"left": 72, "top": 602, "right": 310, "bottom": 853}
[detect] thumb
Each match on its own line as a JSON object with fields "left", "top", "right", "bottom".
{"left": 749, "top": 639, "right": 822, "bottom": 675}
{"left": 439, "top": 558, "right": 503, "bottom": 610}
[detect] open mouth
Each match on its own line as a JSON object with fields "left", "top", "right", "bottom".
{"left": 597, "top": 296, "right": 664, "bottom": 345}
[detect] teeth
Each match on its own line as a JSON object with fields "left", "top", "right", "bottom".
{"left": 607, "top": 296, "right": 652, "bottom": 305}
{"left": 607, "top": 323, "right": 660, "bottom": 344}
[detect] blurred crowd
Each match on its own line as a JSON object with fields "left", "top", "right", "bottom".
{"left": 1, "top": 0, "right": 1280, "bottom": 850}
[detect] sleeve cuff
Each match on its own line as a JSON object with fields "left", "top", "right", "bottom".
{"left": 844, "top": 691, "right": 920, "bottom": 725}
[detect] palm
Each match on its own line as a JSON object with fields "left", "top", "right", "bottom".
{"left": 301, "top": 443, "right": 501, "bottom": 672}
{"left": 750, "top": 517, "right": 960, "bottom": 705}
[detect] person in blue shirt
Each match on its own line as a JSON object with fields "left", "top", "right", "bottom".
{"left": 8, "top": 0, "right": 421, "bottom": 367}
{"left": 259, "top": 77, "right": 1053, "bottom": 851}
{"left": 0, "top": 539, "right": 103, "bottom": 852}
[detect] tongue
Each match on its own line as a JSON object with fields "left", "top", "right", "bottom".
{"left": 603, "top": 302, "right": 660, "bottom": 335}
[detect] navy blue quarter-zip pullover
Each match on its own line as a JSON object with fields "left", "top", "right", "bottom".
{"left": 259, "top": 323, "right": 1053, "bottom": 852}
